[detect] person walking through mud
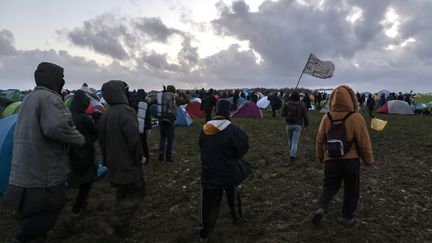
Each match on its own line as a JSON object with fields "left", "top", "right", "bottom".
{"left": 198, "top": 99, "right": 251, "bottom": 243}
{"left": 312, "top": 85, "right": 373, "bottom": 226}
{"left": 67, "top": 90, "right": 99, "bottom": 216}
{"left": 281, "top": 91, "right": 309, "bottom": 163}
{"left": 98, "top": 80, "right": 146, "bottom": 241}
{"left": 1, "top": 62, "right": 85, "bottom": 242}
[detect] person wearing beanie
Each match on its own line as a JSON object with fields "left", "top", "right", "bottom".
{"left": 281, "top": 91, "right": 309, "bottom": 163}
{"left": 2, "top": 62, "right": 85, "bottom": 242}
{"left": 312, "top": 85, "right": 373, "bottom": 226}
{"left": 198, "top": 99, "right": 251, "bottom": 242}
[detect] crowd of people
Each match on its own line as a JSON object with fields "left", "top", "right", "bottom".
{"left": 0, "top": 62, "right": 376, "bottom": 243}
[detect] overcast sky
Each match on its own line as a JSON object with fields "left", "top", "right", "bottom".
{"left": 1, "top": 0, "right": 431, "bottom": 92}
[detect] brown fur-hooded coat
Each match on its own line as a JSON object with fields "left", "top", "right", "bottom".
{"left": 316, "top": 85, "right": 373, "bottom": 165}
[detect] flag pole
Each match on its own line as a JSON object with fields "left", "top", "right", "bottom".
{"left": 295, "top": 53, "right": 311, "bottom": 89}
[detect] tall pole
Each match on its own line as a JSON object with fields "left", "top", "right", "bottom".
{"left": 295, "top": 53, "right": 312, "bottom": 89}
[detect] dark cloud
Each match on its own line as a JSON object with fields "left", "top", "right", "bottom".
{"left": 65, "top": 14, "right": 130, "bottom": 60}
{"left": 0, "top": 29, "right": 17, "bottom": 56}
{"left": 134, "top": 17, "right": 182, "bottom": 42}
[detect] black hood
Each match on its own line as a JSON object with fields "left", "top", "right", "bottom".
{"left": 102, "top": 80, "right": 130, "bottom": 105}
{"left": 70, "top": 90, "right": 90, "bottom": 115}
{"left": 137, "top": 89, "right": 146, "bottom": 99}
{"left": 34, "top": 62, "right": 65, "bottom": 94}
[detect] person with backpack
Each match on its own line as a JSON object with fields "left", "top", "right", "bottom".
{"left": 98, "top": 80, "right": 146, "bottom": 241}
{"left": 201, "top": 88, "right": 217, "bottom": 122}
{"left": 198, "top": 99, "right": 251, "bottom": 242}
{"left": 281, "top": 92, "right": 309, "bottom": 163}
{"left": 67, "top": 90, "right": 99, "bottom": 216}
{"left": 1, "top": 62, "right": 85, "bottom": 242}
{"left": 158, "top": 85, "right": 189, "bottom": 163}
{"left": 312, "top": 85, "right": 373, "bottom": 226}
{"left": 131, "top": 89, "right": 152, "bottom": 163}
{"left": 366, "top": 93, "right": 375, "bottom": 118}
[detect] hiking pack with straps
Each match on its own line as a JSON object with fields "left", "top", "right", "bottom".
{"left": 137, "top": 101, "right": 148, "bottom": 134}
{"left": 157, "top": 92, "right": 176, "bottom": 125}
{"left": 285, "top": 102, "right": 300, "bottom": 123}
{"left": 325, "top": 112, "right": 354, "bottom": 158}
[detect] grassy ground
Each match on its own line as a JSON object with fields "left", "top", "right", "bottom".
{"left": 1, "top": 110, "right": 432, "bottom": 242}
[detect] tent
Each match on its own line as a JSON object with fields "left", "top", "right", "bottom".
{"left": 2, "top": 102, "right": 21, "bottom": 118}
{"left": 7, "top": 90, "right": 21, "bottom": 102}
{"left": 231, "top": 101, "right": 263, "bottom": 118}
{"left": 319, "top": 100, "right": 329, "bottom": 113}
{"left": 377, "top": 100, "right": 414, "bottom": 115}
{"left": 175, "top": 106, "right": 193, "bottom": 126}
{"left": 186, "top": 101, "right": 205, "bottom": 118}
{"left": 0, "top": 97, "right": 13, "bottom": 117}
{"left": 0, "top": 114, "right": 17, "bottom": 194}
{"left": 257, "top": 96, "right": 270, "bottom": 109}
{"left": 237, "top": 97, "right": 247, "bottom": 106}
{"left": 65, "top": 95, "right": 105, "bottom": 114}
{"left": 86, "top": 98, "right": 105, "bottom": 114}
{"left": 414, "top": 94, "right": 432, "bottom": 104}
{"left": 377, "top": 90, "right": 391, "bottom": 99}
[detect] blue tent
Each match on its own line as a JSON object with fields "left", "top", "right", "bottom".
{"left": 175, "top": 106, "right": 193, "bottom": 126}
{"left": 238, "top": 97, "right": 247, "bottom": 106}
{"left": 0, "top": 114, "right": 17, "bottom": 194}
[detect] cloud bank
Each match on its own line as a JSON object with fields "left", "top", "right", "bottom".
{"left": 1, "top": 0, "right": 432, "bottom": 92}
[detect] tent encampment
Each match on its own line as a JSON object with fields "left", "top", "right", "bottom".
{"left": 377, "top": 100, "right": 414, "bottom": 115}
{"left": 175, "top": 106, "right": 193, "bottom": 126}
{"left": 232, "top": 101, "right": 263, "bottom": 118}
{"left": 186, "top": 101, "right": 205, "bottom": 118}
{"left": 0, "top": 114, "right": 17, "bottom": 194}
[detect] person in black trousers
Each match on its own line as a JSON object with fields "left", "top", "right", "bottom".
{"left": 198, "top": 99, "right": 251, "bottom": 242}
{"left": 366, "top": 93, "right": 375, "bottom": 118}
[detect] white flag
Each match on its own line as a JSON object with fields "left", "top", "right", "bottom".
{"left": 303, "top": 54, "right": 335, "bottom": 79}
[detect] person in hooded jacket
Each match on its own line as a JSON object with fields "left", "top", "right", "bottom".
{"left": 1, "top": 62, "right": 85, "bottom": 243}
{"left": 68, "top": 90, "right": 98, "bottom": 215}
{"left": 131, "top": 89, "right": 152, "bottom": 163}
{"left": 312, "top": 85, "right": 373, "bottom": 226}
{"left": 281, "top": 92, "right": 309, "bottom": 163}
{"left": 198, "top": 99, "right": 251, "bottom": 242}
{"left": 98, "top": 80, "right": 146, "bottom": 241}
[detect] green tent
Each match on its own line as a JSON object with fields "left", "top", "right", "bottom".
{"left": 2, "top": 101, "right": 21, "bottom": 118}
{"left": 7, "top": 91, "right": 21, "bottom": 102}
{"left": 414, "top": 94, "right": 432, "bottom": 104}
{"left": 64, "top": 95, "right": 74, "bottom": 108}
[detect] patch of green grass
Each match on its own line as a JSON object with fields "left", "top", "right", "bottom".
{"left": 1, "top": 110, "right": 431, "bottom": 242}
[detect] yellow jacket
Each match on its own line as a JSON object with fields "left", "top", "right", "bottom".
{"left": 316, "top": 85, "right": 373, "bottom": 165}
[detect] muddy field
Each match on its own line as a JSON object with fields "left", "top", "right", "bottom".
{"left": 1, "top": 110, "right": 431, "bottom": 242}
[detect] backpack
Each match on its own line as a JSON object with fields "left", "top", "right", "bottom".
{"left": 158, "top": 92, "right": 176, "bottom": 125}
{"left": 137, "top": 101, "right": 148, "bottom": 134}
{"left": 325, "top": 112, "right": 354, "bottom": 158}
{"left": 285, "top": 102, "right": 300, "bottom": 123}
